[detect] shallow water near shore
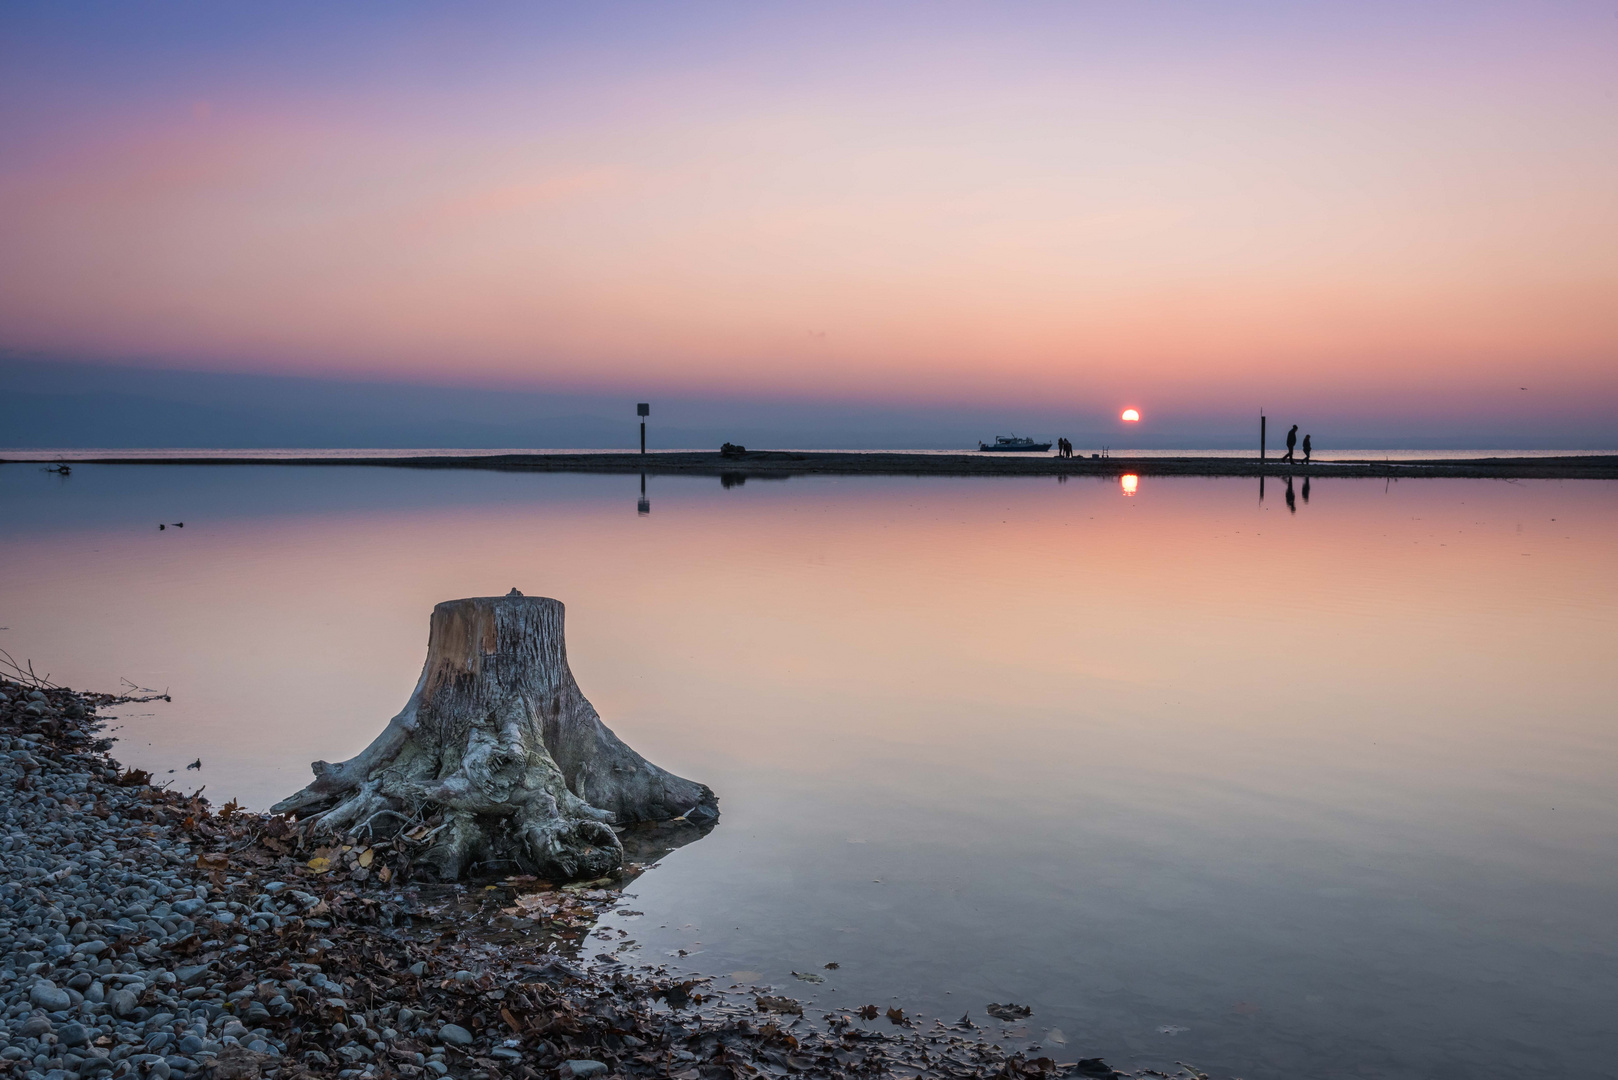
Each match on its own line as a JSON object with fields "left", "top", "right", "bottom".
{"left": 3, "top": 464, "right": 1616, "bottom": 1079}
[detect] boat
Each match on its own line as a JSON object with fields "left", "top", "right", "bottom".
{"left": 978, "top": 434, "right": 1052, "bottom": 452}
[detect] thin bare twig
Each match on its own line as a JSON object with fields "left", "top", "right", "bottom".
{"left": 117, "top": 677, "right": 171, "bottom": 702}
{"left": 0, "top": 649, "right": 60, "bottom": 690}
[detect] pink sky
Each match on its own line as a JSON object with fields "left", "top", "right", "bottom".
{"left": 1, "top": 2, "right": 1615, "bottom": 430}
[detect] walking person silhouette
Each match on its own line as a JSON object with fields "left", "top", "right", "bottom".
{"left": 1283, "top": 424, "right": 1298, "bottom": 462}
{"left": 1302, "top": 433, "right": 1312, "bottom": 463}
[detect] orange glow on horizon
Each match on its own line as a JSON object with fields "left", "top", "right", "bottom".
{"left": 0, "top": 5, "right": 1614, "bottom": 424}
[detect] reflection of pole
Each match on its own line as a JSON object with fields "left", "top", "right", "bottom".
{"left": 1259, "top": 474, "right": 1265, "bottom": 503}
{"left": 637, "top": 473, "right": 650, "bottom": 516}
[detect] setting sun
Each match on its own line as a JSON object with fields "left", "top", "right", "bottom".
{"left": 1121, "top": 409, "right": 1141, "bottom": 422}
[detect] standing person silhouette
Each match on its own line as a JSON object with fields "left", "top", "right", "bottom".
{"left": 1283, "top": 424, "right": 1298, "bottom": 462}
{"left": 1302, "top": 433, "right": 1312, "bottom": 463}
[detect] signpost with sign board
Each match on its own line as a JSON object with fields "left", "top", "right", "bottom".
{"left": 637, "top": 403, "right": 649, "bottom": 455}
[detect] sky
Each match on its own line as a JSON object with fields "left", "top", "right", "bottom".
{"left": 2, "top": 1, "right": 1616, "bottom": 447}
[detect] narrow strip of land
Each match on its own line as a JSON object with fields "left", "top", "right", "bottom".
{"left": 7, "top": 451, "right": 1617, "bottom": 479}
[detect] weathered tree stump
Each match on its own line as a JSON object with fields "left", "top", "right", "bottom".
{"left": 272, "top": 591, "right": 717, "bottom": 881}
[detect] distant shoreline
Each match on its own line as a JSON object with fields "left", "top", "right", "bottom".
{"left": 6, "top": 450, "right": 1618, "bottom": 479}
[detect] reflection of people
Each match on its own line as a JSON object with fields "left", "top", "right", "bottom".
{"left": 1302, "top": 477, "right": 1311, "bottom": 503}
{"left": 1302, "top": 434, "right": 1312, "bottom": 462}
{"left": 1285, "top": 475, "right": 1296, "bottom": 513}
{"left": 1284, "top": 424, "right": 1298, "bottom": 462}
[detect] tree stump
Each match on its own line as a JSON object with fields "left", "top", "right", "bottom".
{"left": 272, "top": 592, "right": 717, "bottom": 881}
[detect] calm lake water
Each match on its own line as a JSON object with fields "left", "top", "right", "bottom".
{"left": 3, "top": 464, "right": 1615, "bottom": 1079}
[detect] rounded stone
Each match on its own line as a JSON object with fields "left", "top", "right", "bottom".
{"left": 29, "top": 984, "right": 71, "bottom": 1012}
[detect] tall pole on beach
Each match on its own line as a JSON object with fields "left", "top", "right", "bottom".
{"left": 1260, "top": 411, "right": 1267, "bottom": 460}
{"left": 637, "top": 402, "right": 649, "bottom": 455}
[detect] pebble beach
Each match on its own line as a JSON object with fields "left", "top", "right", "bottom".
{"left": 0, "top": 678, "right": 1151, "bottom": 1080}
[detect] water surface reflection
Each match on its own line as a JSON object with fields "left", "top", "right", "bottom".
{"left": 1, "top": 465, "right": 1615, "bottom": 1079}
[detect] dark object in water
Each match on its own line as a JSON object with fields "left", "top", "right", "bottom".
{"left": 720, "top": 442, "right": 747, "bottom": 458}
{"left": 979, "top": 435, "right": 1052, "bottom": 452}
{"left": 1076, "top": 1059, "right": 1122, "bottom": 1078}
{"left": 987, "top": 1002, "right": 1032, "bottom": 1020}
{"left": 187, "top": 758, "right": 202, "bottom": 770}
{"left": 45, "top": 465, "right": 71, "bottom": 475}
{"left": 684, "top": 801, "right": 719, "bottom": 826}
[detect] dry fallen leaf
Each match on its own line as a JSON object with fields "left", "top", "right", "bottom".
{"left": 755, "top": 995, "right": 803, "bottom": 1016}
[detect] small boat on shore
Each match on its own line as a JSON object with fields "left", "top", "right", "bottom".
{"left": 978, "top": 434, "right": 1052, "bottom": 452}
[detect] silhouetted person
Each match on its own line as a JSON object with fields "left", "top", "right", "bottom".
{"left": 1302, "top": 434, "right": 1312, "bottom": 462}
{"left": 1285, "top": 476, "right": 1296, "bottom": 513}
{"left": 1283, "top": 424, "right": 1297, "bottom": 462}
{"left": 1302, "top": 477, "right": 1311, "bottom": 503}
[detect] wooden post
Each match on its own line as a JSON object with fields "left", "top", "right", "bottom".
{"left": 1260, "top": 413, "right": 1267, "bottom": 460}
{"left": 637, "top": 402, "right": 650, "bottom": 454}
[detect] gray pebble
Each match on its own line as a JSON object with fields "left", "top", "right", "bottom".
{"left": 29, "top": 983, "right": 71, "bottom": 1012}
{"left": 436, "top": 1024, "right": 473, "bottom": 1047}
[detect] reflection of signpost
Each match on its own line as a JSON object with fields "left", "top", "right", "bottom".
{"left": 638, "top": 473, "right": 650, "bottom": 516}
{"left": 637, "top": 402, "right": 650, "bottom": 455}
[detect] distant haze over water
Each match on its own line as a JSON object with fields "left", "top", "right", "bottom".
{"left": 5, "top": 358, "right": 1616, "bottom": 452}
